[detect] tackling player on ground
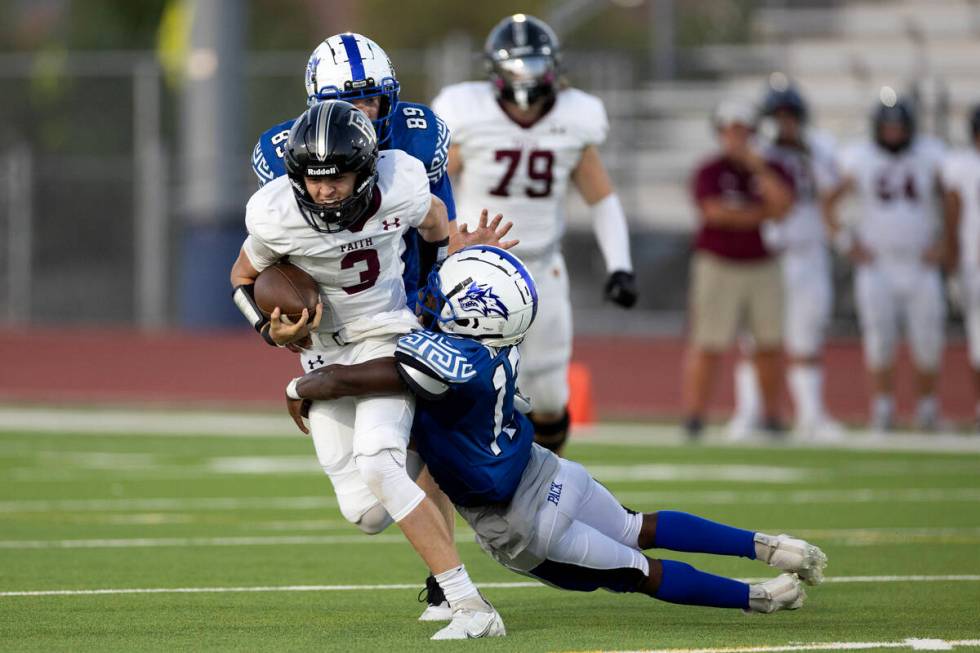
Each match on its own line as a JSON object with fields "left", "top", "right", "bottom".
{"left": 941, "top": 105, "right": 980, "bottom": 430}
{"left": 249, "top": 32, "right": 511, "bottom": 620}
{"left": 432, "top": 14, "right": 638, "bottom": 455}
{"left": 823, "top": 89, "right": 947, "bottom": 432}
{"left": 284, "top": 246, "right": 827, "bottom": 623}
{"left": 231, "top": 101, "right": 503, "bottom": 640}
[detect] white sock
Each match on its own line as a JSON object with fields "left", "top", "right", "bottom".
{"left": 733, "top": 360, "right": 761, "bottom": 424}
{"left": 788, "top": 364, "right": 823, "bottom": 427}
{"left": 434, "top": 565, "right": 485, "bottom": 610}
{"left": 872, "top": 394, "right": 894, "bottom": 427}
{"left": 916, "top": 395, "right": 938, "bottom": 426}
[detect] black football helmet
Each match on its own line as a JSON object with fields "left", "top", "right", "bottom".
{"left": 284, "top": 100, "right": 379, "bottom": 233}
{"left": 872, "top": 91, "right": 916, "bottom": 153}
{"left": 762, "top": 74, "right": 808, "bottom": 123}
{"left": 484, "top": 14, "right": 560, "bottom": 110}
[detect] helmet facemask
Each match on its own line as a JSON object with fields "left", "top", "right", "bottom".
{"left": 488, "top": 55, "right": 558, "bottom": 110}
{"left": 288, "top": 165, "right": 377, "bottom": 234}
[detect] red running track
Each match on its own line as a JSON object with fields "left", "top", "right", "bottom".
{"left": 0, "top": 328, "right": 973, "bottom": 424}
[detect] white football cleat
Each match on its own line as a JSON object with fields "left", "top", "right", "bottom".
{"left": 746, "top": 573, "right": 806, "bottom": 614}
{"left": 430, "top": 603, "right": 506, "bottom": 640}
{"left": 754, "top": 532, "right": 828, "bottom": 586}
{"left": 418, "top": 601, "right": 452, "bottom": 622}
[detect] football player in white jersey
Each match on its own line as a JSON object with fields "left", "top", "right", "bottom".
{"left": 941, "top": 105, "right": 980, "bottom": 429}
{"left": 730, "top": 77, "right": 842, "bottom": 440}
{"left": 432, "top": 14, "right": 637, "bottom": 454}
{"left": 823, "top": 90, "right": 947, "bottom": 432}
{"left": 230, "top": 101, "right": 504, "bottom": 640}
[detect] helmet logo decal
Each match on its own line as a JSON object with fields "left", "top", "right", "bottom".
{"left": 459, "top": 282, "right": 509, "bottom": 319}
{"left": 348, "top": 109, "right": 376, "bottom": 144}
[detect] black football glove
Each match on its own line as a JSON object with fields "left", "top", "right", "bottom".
{"left": 604, "top": 270, "right": 638, "bottom": 308}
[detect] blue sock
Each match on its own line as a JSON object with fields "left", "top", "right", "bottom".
{"left": 654, "top": 510, "right": 756, "bottom": 559}
{"left": 654, "top": 560, "right": 749, "bottom": 609}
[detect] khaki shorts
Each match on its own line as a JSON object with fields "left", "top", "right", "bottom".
{"left": 689, "top": 251, "right": 783, "bottom": 350}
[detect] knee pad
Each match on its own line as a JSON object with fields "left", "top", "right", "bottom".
{"left": 355, "top": 502, "right": 394, "bottom": 535}
{"left": 531, "top": 409, "right": 571, "bottom": 453}
{"left": 355, "top": 449, "right": 426, "bottom": 522}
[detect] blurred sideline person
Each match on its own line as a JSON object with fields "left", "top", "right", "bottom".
{"left": 231, "top": 102, "right": 503, "bottom": 639}
{"left": 823, "top": 89, "right": 947, "bottom": 432}
{"left": 248, "top": 32, "right": 513, "bottom": 620}
{"left": 284, "top": 246, "right": 827, "bottom": 623}
{"left": 682, "top": 99, "right": 794, "bottom": 439}
{"left": 432, "top": 14, "right": 638, "bottom": 456}
{"left": 941, "top": 105, "right": 980, "bottom": 429}
{"left": 729, "top": 76, "right": 842, "bottom": 441}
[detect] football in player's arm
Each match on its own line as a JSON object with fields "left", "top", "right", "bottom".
{"left": 283, "top": 245, "right": 828, "bottom": 619}
{"left": 432, "top": 14, "right": 635, "bottom": 456}
{"left": 821, "top": 91, "right": 947, "bottom": 431}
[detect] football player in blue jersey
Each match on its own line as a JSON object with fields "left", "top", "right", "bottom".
{"left": 251, "top": 32, "right": 514, "bottom": 621}
{"left": 283, "top": 246, "right": 828, "bottom": 631}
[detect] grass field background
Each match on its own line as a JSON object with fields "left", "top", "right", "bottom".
{"left": 1, "top": 408, "right": 979, "bottom": 652}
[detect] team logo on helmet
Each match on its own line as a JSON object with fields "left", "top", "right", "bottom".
{"left": 459, "top": 282, "right": 509, "bottom": 319}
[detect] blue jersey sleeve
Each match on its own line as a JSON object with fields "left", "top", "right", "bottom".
{"left": 395, "top": 331, "right": 477, "bottom": 389}
{"left": 389, "top": 102, "right": 456, "bottom": 220}
{"left": 251, "top": 119, "right": 294, "bottom": 187}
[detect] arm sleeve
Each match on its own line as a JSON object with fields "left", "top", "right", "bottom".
{"left": 401, "top": 155, "right": 434, "bottom": 228}
{"left": 395, "top": 356, "right": 450, "bottom": 401}
{"left": 242, "top": 235, "right": 280, "bottom": 273}
{"left": 251, "top": 140, "right": 275, "bottom": 187}
{"left": 394, "top": 331, "right": 476, "bottom": 401}
{"left": 579, "top": 94, "right": 610, "bottom": 146}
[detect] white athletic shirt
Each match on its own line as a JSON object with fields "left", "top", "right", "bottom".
{"left": 433, "top": 81, "right": 608, "bottom": 259}
{"left": 942, "top": 147, "right": 980, "bottom": 270}
{"left": 838, "top": 136, "right": 945, "bottom": 257}
{"left": 243, "top": 149, "right": 430, "bottom": 335}
{"left": 763, "top": 130, "right": 839, "bottom": 250}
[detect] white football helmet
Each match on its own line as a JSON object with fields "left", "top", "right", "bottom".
{"left": 422, "top": 246, "right": 538, "bottom": 347}
{"left": 304, "top": 33, "right": 399, "bottom": 143}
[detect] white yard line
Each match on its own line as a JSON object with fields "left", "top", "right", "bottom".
{"left": 3, "top": 527, "right": 980, "bottom": 550}
{"left": 3, "top": 406, "right": 980, "bottom": 453}
{"left": 591, "top": 639, "right": 980, "bottom": 653}
{"left": 3, "top": 487, "right": 978, "bottom": 515}
{"left": 3, "top": 576, "right": 980, "bottom": 599}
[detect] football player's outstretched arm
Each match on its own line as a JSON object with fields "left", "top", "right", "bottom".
{"left": 445, "top": 144, "right": 463, "bottom": 178}
{"left": 285, "top": 359, "right": 404, "bottom": 434}
{"left": 573, "top": 145, "right": 638, "bottom": 308}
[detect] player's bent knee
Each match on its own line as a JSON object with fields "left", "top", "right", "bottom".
{"left": 354, "top": 449, "right": 426, "bottom": 522}
{"left": 355, "top": 502, "right": 394, "bottom": 535}
{"left": 531, "top": 409, "right": 571, "bottom": 453}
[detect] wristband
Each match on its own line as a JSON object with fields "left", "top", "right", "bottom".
{"left": 232, "top": 284, "right": 268, "bottom": 332}
{"left": 285, "top": 377, "right": 302, "bottom": 400}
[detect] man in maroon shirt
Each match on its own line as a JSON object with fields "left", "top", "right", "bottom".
{"left": 682, "top": 99, "right": 794, "bottom": 438}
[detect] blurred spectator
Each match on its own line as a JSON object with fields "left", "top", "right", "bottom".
{"left": 682, "top": 99, "right": 794, "bottom": 439}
